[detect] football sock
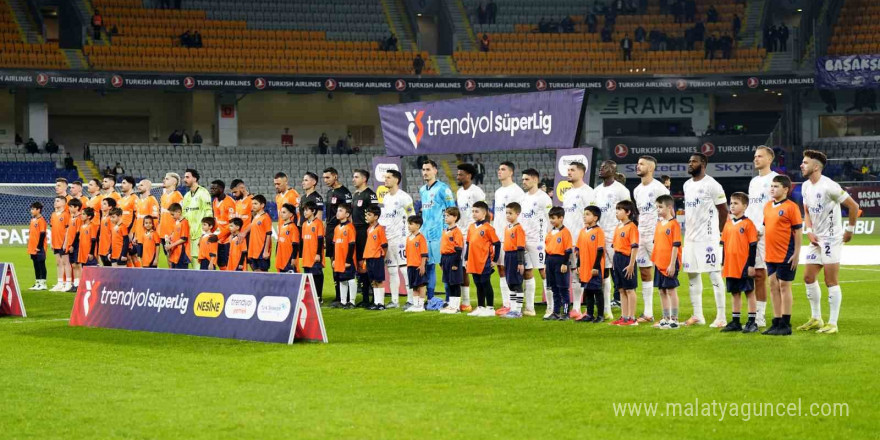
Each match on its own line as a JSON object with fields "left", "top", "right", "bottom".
{"left": 642, "top": 281, "right": 654, "bottom": 317}
{"left": 827, "top": 285, "right": 842, "bottom": 325}
{"left": 709, "top": 271, "right": 725, "bottom": 319}
{"left": 602, "top": 276, "right": 612, "bottom": 314}
{"left": 756, "top": 300, "right": 767, "bottom": 319}
{"left": 585, "top": 289, "right": 596, "bottom": 316}
{"left": 747, "top": 312, "right": 756, "bottom": 323}
{"left": 348, "top": 279, "right": 357, "bottom": 304}
{"left": 388, "top": 267, "right": 400, "bottom": 304}
{"left": 731, "top": 312, "right": 741, "bottom": 324}
{"left": 524, "top": 278, "right": 536, "bottom": 311}
{"left": 373, "top": 287, "right": 384, "bottom": 305}
{"left": 688, "top": 274, "right": 704, "bottom": 319}
{"left": 340, "top": 281, "right": 349, "bottom": 304}
{"left": 805, "top": 281, "right": 822, "bottom": 319}
{"left": 782, "top": 314, "right": 792, "bottom": 327}
{"left": 499, "top": 277, "right": 510, "bottom": 308}
{"left": 512, "top": 286, "right": 524, "bottom": 312}
{"left": 461, "top": 285, "right": 471, "bottom": 306}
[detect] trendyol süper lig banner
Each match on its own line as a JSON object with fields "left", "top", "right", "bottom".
{"left": 379, "top": 89, "right": 585, "bottom": 156}
{"left": 69, "top": 267, "right": 327, "bottom": 344}
{"left": 553, "top": 148, "right": 595, "bottom": 207}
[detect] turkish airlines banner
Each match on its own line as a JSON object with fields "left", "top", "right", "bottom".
{"left": 379, "top": 89, "right": 585, "bottom": 156}
{"left": 816, "top": 54, "right": 880, "bottom": 89}
{"left": 0, "top": 263, "right": 26, "bottom": 317}
{"left": 604, "top": 135, "right": 767, "bottom": 164}
{"left": 553, "top": 147, "right": 595, "bottom": 206}
{"left": 69, "top": 267, "right": 327, "bottom": 344}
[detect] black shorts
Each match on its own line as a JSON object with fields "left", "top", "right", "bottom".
{"left": 325, "top": 230, "right": 335, "bottom": 259}
{"left": 30, "top": 252, "right": 46, "bottom": 263}
{"left": 216, "top": 243, "right": 230, "bottom": 268}
{"left": 249, "top": 258, "right": 270, "bottom": 272}
{"left": 100, "top": 255, "right": 112, "bottom": 266}
{"left": 53, "top": 248, "right": 65, "bottom": 255}
{"left": 68, "top": 244, "right": 78, "bottom": 259}
{"left": 545, "top": 254, "right": 571, "bottom": 290}
{"left": 581, "top": 274, "right": 602, "bottom": 290}
{"left": 407, "top": 266, "right": 428, "bottom": 288}
{"left": 503, "top": 250, "right": 523, "bottom": 286}
{"left": 726, "top": 277, "right": 755, "bottom": 294}
{"left": 82, "top": 259, "right": 98, "bottom": 267}
{"left": 767, "top": 262, "right": 796, "bottom": 282}
{"left": 440, "top": 254, "right": 464, "bottom": 286}
{"left": 170, "top": 253, "right": 190, "bottom": 269}
{"left": 611, "top": 252, "right": 638, "bottom": 290}
{"left": 199, "top": 259, "right": 212, "bottom": 270}
{"left": 468, "top": 258, "right": 494, "bottom": 284}
{"left": 365, "top": 258, "right": 385, "bottom": 283}
{"left": 132, "top": 243, "right": 143, "bottom": 258}
{"left": 112, "top": 258, "right": 127, "bottom": 266}
{"left": 653, "top": 261, "right": 680, "bottom": 290}
{"left": 333, "top": 265, "right": 356, "bottom": 281}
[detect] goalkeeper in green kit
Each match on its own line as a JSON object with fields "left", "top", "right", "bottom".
{"left": 181, "top": 169, "right": 213, "bottom": 264}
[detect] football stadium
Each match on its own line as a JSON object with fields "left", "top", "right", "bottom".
{"left": 1, "top": 0, "right": 878, "bottom": 437}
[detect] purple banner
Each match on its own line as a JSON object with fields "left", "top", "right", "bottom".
{"left": 69, "top": 267, "right": 327, "bottom": 344}
{"left": 379, "top": 89, "right": 585, "bottom": 156}
{"left": 817, "top": 54, "right": 880, "bottom": 89}
{"left": 371, "top": 156, "right": 404, "bottom": 200}
{"left": 553, "top": 148, "right": 595, "bottom": 206}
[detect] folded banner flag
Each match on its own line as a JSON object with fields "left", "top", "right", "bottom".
{"left": 0, "top": 263, "right": 26, "bottom": 317}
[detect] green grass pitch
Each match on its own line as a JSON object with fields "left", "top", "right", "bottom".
{"left": 0, "top": 245, "right": 877, "bottom": 438}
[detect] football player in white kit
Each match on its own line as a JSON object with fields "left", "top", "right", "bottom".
{"left": 682, "top": 153, "right": 729, "bottom": 327}
{"left": 632, "top": 156, "right": 670, "bottom": 322}
{"left": 519, "top": 168, "right": 553, "bottom": 317}
{"left": 561, "top": 161, "right": 595, "bottom": 319}
{"left": 591, "top": 160, "right": 631, "bottom": 320}
{"left": 456, "top": 163, "right": 486, "bottom": 312}
{"left": 746, "top": 146, "right": 778, "bottom": 327}
{"left": 379, "top": 169, "right": 416, "bottom": 308}
{"left": 493, "top": 161, "right": 525, "bottom": 315}
{"left": 799, "top": 150, "right": 860, "bottom": 334}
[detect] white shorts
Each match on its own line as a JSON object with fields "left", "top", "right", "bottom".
{"left": 524, "top": 242, "right": 545, "bottom": 270}
{"left": 636, "top": 234, "right": 654, "bottom": 268}
{"left": 385, "top": 238, "right": 407, "bottom": 267}
{"left": 682, "top": 240, "right": 722, "bottom": 273}
{"left": 755, "top": 235, "right": 767, "bottom": 270}
{"left": 604, "top": 238, "right": 615, "bottom": 267}
{"left": 805, "top": 236, "right": 843, "bottom": 266}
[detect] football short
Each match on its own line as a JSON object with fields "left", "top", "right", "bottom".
{"left": 580, "top": 274, "right": 602, "bottom": 291}
{"left": 170, "top": 257, "right": 190, "bottom": 269}
{"left": 365, "top": 258, "right": 386, "bottom": 283}
{"left": 524, "top": 242, "right": 545, "bottom": 270}
{"left": 440, "top": 254, "right": 464, "bottom": 286}
{"left": 653, "top": 261, "right": 680, "bottom": 289}
{"left": 545, "top": 254, "right": 571, "bottom": 290}
{"left": 503, "top": 250, "right": 523, "bottom": 286}
{"left": 726, "top": 277, "right": 755, "bottom": 294}
{"left": 682, "top": 240, "right": 722, "bottom": 273}
{"left": 248, "top": 257, "right": 270, "bottom": 272}
{"left": 755, "top": 233, "right": 767, "bottom": 270}
{"left": 805, "top": 236, "right": 843, "bottom": 266}
{"left": 199, "top": 259, "right": 212, "bottom": 270}
{"left": 100, "top": 255, "right": 112, "bottom": 266}
{"left": 216, "top": 243, "right": 230, "bottom": 268}
{"left": 385, "top": 238, "right": 406, "bottom": 267}
{"left": 611, "top": 252, "right": 638, "bottom": 290}
{"left": 130, "top": 243, "right": 141, "bottom": 257}
{"left": 604, "top": 237, "right": 615, "bottom": 268}
{"left": 767, "top": 262, "right": 797, "bottom": 282}
{"left": 81, "top": 258, "right": 98, "bottom": 267}
{"left": 30, "top": 252, "right": 46, "bottom": 263}
{"left": 407, "top": 266, "right": 428, "bottom": 288}
{"left": 636, "top": 234, "right": 654, "bottom": 268}
{"left": 67, "top": 243, "right": 79, "bottom": 259}
{"left": 53, "top": 248, "right": 65, "bottom": 255}
{"left": 333, "top": 265, "right": 356, "bottom": 281}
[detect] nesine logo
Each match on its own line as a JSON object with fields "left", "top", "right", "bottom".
{"left": 405, "top": 110, "right": 425, "bottom": 149}
{"left": 193, "top": 292, "right": 225, "bottom": 318}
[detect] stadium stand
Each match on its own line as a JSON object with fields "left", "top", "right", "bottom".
{"left": 0, "top": 144, "right": 77, "bottom": 183}
{"left": 84, "top": 0, "right": 434, "bottom": 75}
{"left": 801, "top": 137, "right": 879, "bottom": 180}
{"left": 457, "top": 0, "right": 763, "bottom": 75}
{"left": 0, "top": 2, "right": 68, "bottom": 69}
{"left": 826, "top": 0, "right": 880, "bottom": 55}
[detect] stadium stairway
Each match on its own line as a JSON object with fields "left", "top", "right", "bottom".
{"left": 62, "top": 49, "right": 89, "bottom": 69}
{"left": 740, "top": 0, "right": 764, "bottom": 48}
{"left": 433, "top": 55, "right": 456, "bottom": 75}
{"left": 764, "top": 51, "right": 794, "bottom": 72}
{"left": 381, "top": 0, "right": 416, "bottom": 51}
{"left": 448, "top": 0, "right": 475, "bottom": 51}
{"left": 77, "top": 160, "right": 100, "bottom": 181}
{"left": 7, "top": 0, "right": 42, "bottom": 44}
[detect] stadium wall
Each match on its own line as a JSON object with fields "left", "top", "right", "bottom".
{"left": 0, "top": 93, "right": 13, "bottom": 144}
{"left": 583, "top": 93, "right": 710, "bottom": 145}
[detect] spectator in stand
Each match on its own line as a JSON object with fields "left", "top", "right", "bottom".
{"left": 480, "top": 33, "right": 490, "bottom": 52}
{"left": 114, "top": 162, "right": 124, "bottom": 175}
{"left": 561, "top": 16, "right": 575, "bottom": 33}
{"left": 335, "top": 135, "right": 350, "bottom": 154}
{"left": 281, "top": 128, "right": 293, "bottom": 146}
{"left": 108, "top": 25, "right": 118, "bottom": 43}
{"left": 91, "top": 10, "right": 103, "bottom": 41}
{"left": 720, "top": 33, "right": 734, "bottom": 59}
{"left": 45, "top": 138, "right": 59, "bottom": 154}
{"left": 181, "top": 130, "right": 190, "bottom": 145}
{"left": 620, "top": 33, "right": 633, "bottom": 61}
{"left": 694, "top": 21, "right": 705, "bottom": 40}
{"left": 180, "top": 30, "right": 192, "bottom": 48}
{"left": 413, "top": 54, "right": 425, "bottom": 76}
{"left": 685, "top": 0, "right": 696, "bottom": 22}
{"left": 601, "top": 26, "right": 613, "bottom": 43}
{"left": 586, "top": 12, "right": 598, "bottom": 33}
{"left": 15, "top": 133, "right": 22, "bottom": 146}
{"left": 635, "top": 25, "right": 646, "bottom": 42}
{"left": 103, "top": 165, "right": 113, "bottom": 176}
{"left": 318, "top": 132, "right": 329, "bottom": 154}
{"left": 704, "top": 34, "right": 717, "bottom": 60}
{"left": 25, "top": 138, "right": 38, "bottom": 154}
{"left": 706, "top": 5, "right": 719, "bottom": 23}
{"left": 538, "top": 18, "right": 549, "bottom": 33}
{"left": 733, "top": 14, "right": 742, "bottom": 39}
{"left": 764, "top": 25, "right": 776, "bottom": 52}
{"left": 382, "top": 33, "right": 398, "bottom": 51}
{"left": 487, "top": 0, "right": 497, "bottom": 24}
{"left": 168, "top": 130, "right": 180, "bottom": 145}
{"left": 347, "top": 131, "right": 358, "bottom": 153}
{"left": 778, "top": 24, "right": 789, "bottom": 51}
{"left": 192, "top": 130, "right": 203, "bottom": 144}
{"left": 474, "top": 157, "right": 485, "bottom": 185}
{"left": 64, "top": 153, "right": 76, "bottom": 170}
{"left": 192, "top": 31, "right": 203, "bottom": 48}
{"left": 477, "top": 1, "right": 487, "bottom": 25}
{"left": 672, "top": 0, "right": 684, "bottom": 24}
{"left": 604, "top": 7, "right": 617, "bottom": 27}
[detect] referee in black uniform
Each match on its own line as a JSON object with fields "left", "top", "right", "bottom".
{"left": 323, "top": 167, "right": 352, "bottom": 308}
{"left": 300, "top": 172, "right": 325, "bottom": 225}
{"left": 351, "top": 169, "right": 379, "bottom": 307}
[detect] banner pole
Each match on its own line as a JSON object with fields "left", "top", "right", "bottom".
{"left": 572, "top": 89, "right": 589, "bottom": 149}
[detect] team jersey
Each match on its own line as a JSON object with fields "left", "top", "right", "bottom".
{"left": 167, "top": 219, "right": 190, "bottom": 264}
{"left": 363, "top": 224, "right": 387, "bottom": 259}
{"left": 235, "top": 194, "right": 254, "bottom": 231}
{"left": 77, "top": 222, "right": 99, "bottom": 264}
{"left": 801, "top": 175, "right": 850, "bottom": 240}
{"left": 226, "top": 235, "right": 248, "bottom": 271}
{"left": 441, "top": 225, "right": 464, "bottom": 255}
{"left": 275, "top": 220, "right": 301, "bottom": 272}
{"left": 456, "top": 184, "right": 487, "bottom": 231}
{"left": 745, "top": 171, "right": 778, "bottom": 235}
{"left": 182, "top": 186, "right": 213, "bottom": 244}
{"left": 159, "top": 190, "right": 183, "bottom": 239}
{"left": 111, "top": 222, "right": 130, "bottom": 260}
{"left": 325, "top": 185, "right": 353, "bottom": 232}
{"left": 545, "top": 226, "right": 573, "bottom": 256}
{"left": 98, "top": 214, "right": 113, "bottom": 256}
{"left": 117, "top": 193, "right": 137, "bottom": 231}
{"left": 301, "top": 218, "right": 325, "bottom": 268}
{"left": 299, "top": 191, "right": 324, "bottom": 224}
{"left": 466, "top": 220, "right": 499, "bottom": 274}
{"left": 212, "top": 196, "right": 236, "bottom": 244}
{"left": 133, "top": 195, "right": 159, "bottom": 243}
{"left": 198, "top": 233, "right": 218, "bottom": 267}
{"left": 763, "top": 199, "right": 803, "bottom": 263}
{"left": 352, "top": 187, "right": 378, "bottom": 226}
{"left": 276, "top": 188, "right": 301, "bottom": 224}
{"left": 141, "top": 230, "right": 160, "bottom": 267}
{"left": 248, "top": 212, "right": 273, "bottom": 260}
{"left": 721, "top": 217, "right": 758, "bottom": 278}
{"left": 492, "top": 184, "right": 525, "bottom": 243}
{"left": 405, "top": 232, "right": 428, "bottom": 267}
{"left": 612, "top": 221, "right": 639, "bottom": 256}
{"left": 332, "top": 221, "right": 356, "bottom": 272}
{"left": 651, "top": 219, "right": 683, "bottom": 277}
{"left": 576, "top": 225, "right": 605, "bottom": 282}
{"left": 592, "top": 181, "right": 631, "bottom": 236}
{"left": 683, "top": 175, "right": 727, "bottom": 242}
{"left": 633, "top": 179, "right": 670, "bottom": 237}
{"left": 419, "top": 180, "right": 456, "bottom": 242}
{"left": 562, "top": 183, "right": 595, "bottom": 243}
{"left": 73, "top": 195, "right": 89, "bottom": 208}
{"left": 64, "top": 214, "right": 82, "bottom": 252}
{"left": 520, "top": 190, "right": 552, "bottom": 244}
{"left": 101, "top": 191, "right": 121, "bottom": 204}
{"left": 50, "top": 210, "right": 70, "bottom": 250}
{"left": 28, "top": 216, "right": 47, "bottom": 255}
{"left": 502, "top": 223, "right": 527, "bottom": 252}
{"left": 379, "top": 189, "right": 415, "bottom": 241}
{"left": 86, "top": 194, "right": 104, "bottom": 217}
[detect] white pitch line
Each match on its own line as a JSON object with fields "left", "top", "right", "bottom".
{"left": 0, "top": 318, "right": 69, "bottom": 324}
